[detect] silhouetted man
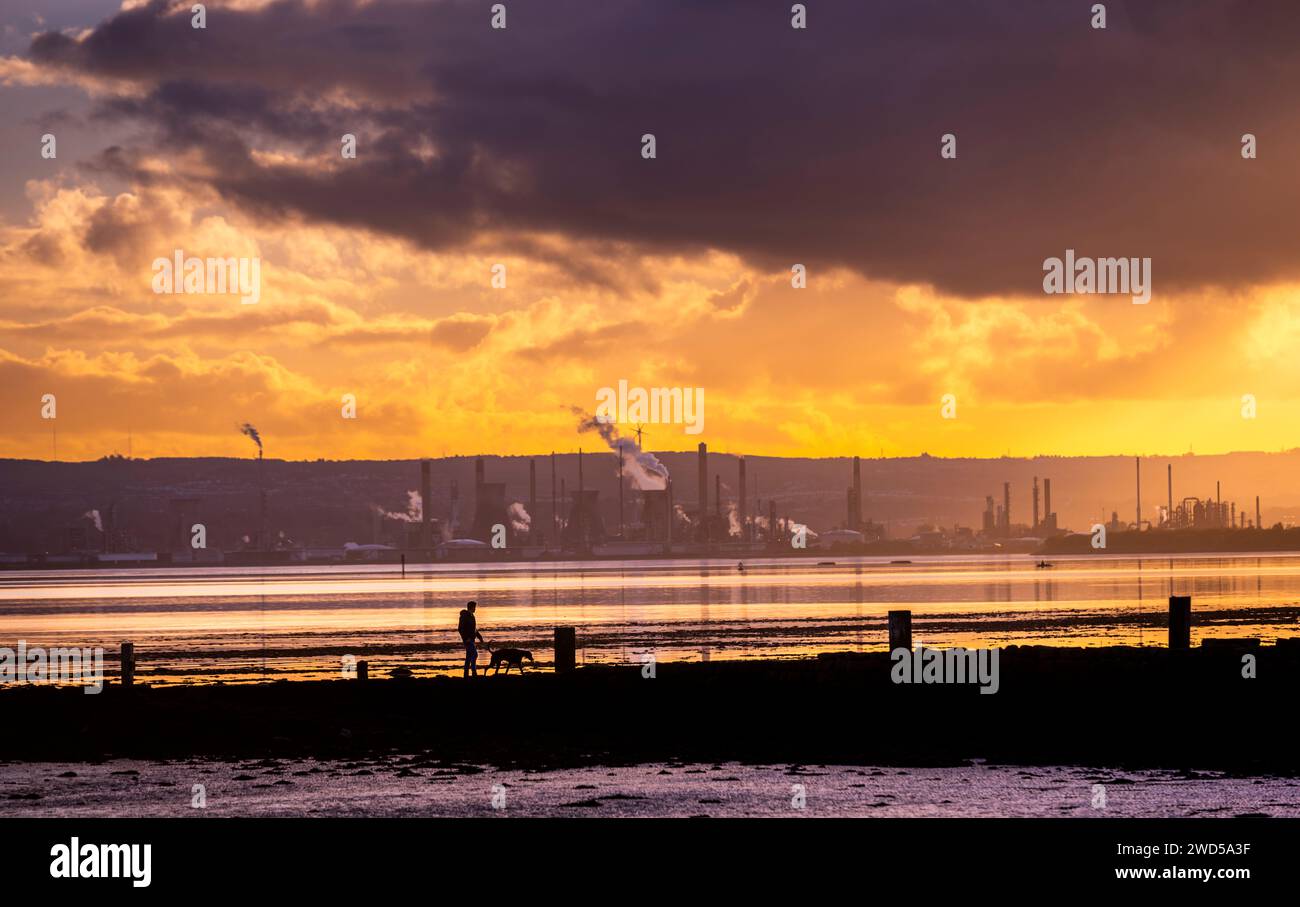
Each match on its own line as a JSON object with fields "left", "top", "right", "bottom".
{"left": 458, "top": 600, "right": 485, "bottom": 677}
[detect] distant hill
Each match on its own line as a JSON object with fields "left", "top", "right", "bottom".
{"left": 2, "top": 450, "right": 1298, "bottom": 553}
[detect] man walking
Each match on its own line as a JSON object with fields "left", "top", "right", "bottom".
{"left": 458, "top": 600, "right": 485, "bottom": 677}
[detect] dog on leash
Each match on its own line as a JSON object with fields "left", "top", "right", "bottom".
{"left": 486, "top": 646, "right": 533, "bottom": 674}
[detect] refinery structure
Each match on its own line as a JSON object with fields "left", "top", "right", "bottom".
{"left": 4, "top": 422, "right": 1288, "bottom": 568}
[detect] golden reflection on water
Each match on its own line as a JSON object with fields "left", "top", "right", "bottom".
{"left": 2, "top": 553, "right": 1298, "bottom": 684}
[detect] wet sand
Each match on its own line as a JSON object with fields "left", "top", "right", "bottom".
{"left": 3, "top": 758, "right": 1296, "bottom": 818}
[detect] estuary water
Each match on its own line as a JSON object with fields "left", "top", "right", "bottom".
{"left": 1, "top": 552, "right": 1298, "bottom": 684}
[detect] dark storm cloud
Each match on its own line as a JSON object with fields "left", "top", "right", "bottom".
{"left": 25, "top": 0, "right": 1300, "bottom": 296}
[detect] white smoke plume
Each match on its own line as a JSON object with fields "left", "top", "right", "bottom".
{"left": 572, "top": 408, "right": 669, "bottom": 490}
{"left": 509, "top": 501, "right": 532, "bottom": 533}
{"left": 376, "top": 490, "right": 422, "bottom": 522}
{"left": 83, "top": 509, "right": 103, "bottom": 532}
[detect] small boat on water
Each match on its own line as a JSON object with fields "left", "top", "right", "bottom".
{"left": 1036, "top": 560, "right": 1054, "bottom": 569}
{"left": 817, "top": 561, "right": 836, "bottom": 567}
{"left": 890, "top": 560, "right": 912, "bottom": 565}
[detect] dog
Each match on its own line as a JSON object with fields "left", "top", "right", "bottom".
{"left": 486, "top": 646, "right": 533, "bottom": 675}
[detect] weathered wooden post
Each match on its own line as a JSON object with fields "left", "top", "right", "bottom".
{"left": 888, "top": 610, "right": 912, "bottom": 652}
{"left": 356, "top": 660, "right": 369, "bottom": 682}
{"left": 554, "top": 627, "right": 576, "bottom": 673}
{"left": 1168, "top": 596, "right": 1191, "bottom": 649}
{"left": 120, "top": 642, "right": 135, "bottom": 687}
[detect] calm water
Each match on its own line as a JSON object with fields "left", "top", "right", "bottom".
{"left": 2, "top": 553, "right": 1299, "bottom": 684}
{"left": 2, "top": 758, "right": 1296, "bottom": 818}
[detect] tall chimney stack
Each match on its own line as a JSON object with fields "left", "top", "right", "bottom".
{"left": 1257, "top": 495, "right": 1262, "bottom": 529}
{"left": 1044, "top": 478, "right": 1051, "bottom": 526}
{"left": 1135, "top": 456, "right": 1141, "bottom": 530}
{"left": 698, "top": 442, "right": 708, "bottom": 521}
{"left": 1002, "top": 482, "right": 1011, "bottom": 536}
{"left": 1167, "top": 463, "right": 1173, "bottom": 527}
{"left": 420, "top": 459, "right": 432, "bottom": 550}
{"left": 852, "top": 456, "right": 862, "bottom": 531}
{"left": 739, "top": 457, "right": 749, "bottom": 542}
{"left": 529, "top": 459, "right": 537, "bottom": 544}
{"left": 1032, "top": 476, "right": 1040, "bottom": 530}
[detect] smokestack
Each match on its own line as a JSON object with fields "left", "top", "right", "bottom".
{"left": 576, "top": 448, "right": 584, "bottom": 540}
{"left": 529, "top": 459, "right": 537, "bottom": 544}
{"left": 1257, "top": 495, "right": 1262, "bottom": 529}
{"left": 667, "top": 477, "right": 674, "bottom": 546}
{"left": 852, "top": 456, "right": 862, "bottom": 530}
{"left": 1168, "top": 463, "right": 1173, "bottom": 526}
{"left": 1044, "top": 479, "right": 1051, "bottom": 526}
{"left": 739, "top": 457, "right": 748, "bottom": 542}
{"left": 1032, "top": 476, "right": 1040, "bottom": 530}
{"left": 1002, "top": 482, "right": 1010, "bottom": 536}
{"left": 698, "top": 442, "right": 708, "bottom": 520}
{"left": 421, "top": 459, "right": 432, "bottom": 549}
{"left": 1135, "top": 456, "right": 1141, "bottom": 530}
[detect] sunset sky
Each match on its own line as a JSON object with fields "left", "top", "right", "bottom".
{"left": 3, "top": 0, "right": 1300, "bottom": 461}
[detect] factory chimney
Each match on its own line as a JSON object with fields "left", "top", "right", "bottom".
{"left": 1135, "top": 456, "right": 1141, "bottom": 530}
{"left": 529, "top": 459, "right": 537, "bottom": 544}
{"left": 1002, "top": 482, "right": 1011, "bottom": 536}
{"left": 852, "top": 456, "right": 862, "bottom": 531}
{"left": 698, "top": 442, "right": 708, "bottom": 523}
{"left": 1044, "top": 479, "right": 1052, "bottom": 527}
{"left": 420, "top": 459, "right": 432, "bottom": 550}
{"left": 1257, "top": 495, "right": 1262, "bottom": 530}
{"left": 743, "top": 454, "right": 754, "bottom": 540}
{"left": 575, "top": 448, "right": 585, "bottom": 542}
{"left": 1032, "top": 476, "right": 1040, "bottom": 530}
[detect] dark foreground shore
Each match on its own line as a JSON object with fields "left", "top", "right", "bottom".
{"left": 2, "top": 645, "right": 1296, "bottom": 771}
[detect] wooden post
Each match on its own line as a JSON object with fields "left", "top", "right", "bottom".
{"left": 1168, "top": 596, "right": 1191, "bottom": 649}
{"left": 120, "top": 642, "right": 134, "bottom": 687}
{"left": 888, "top": 610, "right": 912, "bottom": 652}
{"left": 356, "top": 660, "right": 369, "bottom": 682}
{"left": 554, "top": 627, "right": 576, "bottom": 673}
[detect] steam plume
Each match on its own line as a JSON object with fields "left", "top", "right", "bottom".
{"left": 572, "top": 408, "right": 669, "bottom": 490}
